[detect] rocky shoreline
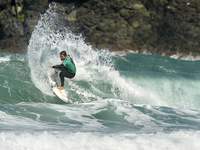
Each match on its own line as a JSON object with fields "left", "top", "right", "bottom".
{"left": 1, "top": 0, "right": 200, "bottom": 58}
{"left": 0, "top": 0, "right": 48, "bottom": 53}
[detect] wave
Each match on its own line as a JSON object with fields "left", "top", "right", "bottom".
{"left": 1, "top": 130, "right": 200, "bottom": 150}
{"left": 0, "top": 99, "right": 200, "bottom": 150}
{"left": 27, "top": 4, "right": 161, "bottom": 105}
{"left": 0, "top": 99, "right": 199, "bottom": 132}
{"left": 1, "top": 44, "right": 200, "bottom": 109}
{"left": 1, "top": 4, "right": 200, "bottom": 110}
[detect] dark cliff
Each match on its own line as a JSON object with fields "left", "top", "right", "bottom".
{"left": 1, "top": 0, "right": 200, "bottom": 58}
{"left": 0, "top": 0, "right": 48, "bottom": 53}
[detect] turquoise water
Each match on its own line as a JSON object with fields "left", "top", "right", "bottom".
{"left": 0, "top": 4, "right": 200, "bottom": 150}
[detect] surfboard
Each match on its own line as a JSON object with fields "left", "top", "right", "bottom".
{"left": 48, "top": 72, "right": 68, "bottom": 103}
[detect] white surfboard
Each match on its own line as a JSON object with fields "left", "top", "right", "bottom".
{"left": 48, "top": 72, "right": 68, "bottom": 103}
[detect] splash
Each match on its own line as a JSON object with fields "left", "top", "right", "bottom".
{"left": 27, "top": 4, "right": 115, "bottom": 100}
{"left": 27, "top": 4, "right": 161, "bottom": 105}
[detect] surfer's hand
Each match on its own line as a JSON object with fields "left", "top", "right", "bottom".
{"left": 48, "top": 65, "right": 53, "bottom": 68}
{"left": 69, "top": 53, "right": 72, "bottom": 57}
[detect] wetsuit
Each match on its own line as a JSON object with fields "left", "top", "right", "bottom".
{"left": 53, "top": 55, "right": 76, "bottom": 86}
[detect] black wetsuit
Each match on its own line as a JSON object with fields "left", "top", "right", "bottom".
{"left": 53, "top": 64, "right": 75, "bottom": 86}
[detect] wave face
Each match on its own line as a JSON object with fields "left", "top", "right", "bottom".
{"left": 27, "top": 4, "right": 115, "bottom": 104}
{"left": 1, "top": 4, "right": 200, "bottom": 150}
{"left": 26, "top": 4, "right": 200, "bottom": 109}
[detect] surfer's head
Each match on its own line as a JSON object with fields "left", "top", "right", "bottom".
{"left": 60, "top": 51, "right": 67, "bottom": 61}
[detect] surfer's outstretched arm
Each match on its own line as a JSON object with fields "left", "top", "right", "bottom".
{"left": 48, "top": 65, "right": 53, "bottom": 68}
{"left": 48, "top": 64, "right": 64, "bottom": 70}
{"left": 52, "top": 64, "right": 63, "bottom": 69}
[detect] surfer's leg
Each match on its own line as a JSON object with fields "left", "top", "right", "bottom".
{"left": 50, "top": 69, "right": 60, "bottom": 82}
{"left": 59, "top": 72, "right": 65, "bottom": 86}
{"left": 58, "top": 71, "right": 75, "bottom": 90}
{"left": 57, "top": 72, "right": 65, "bottom": 90}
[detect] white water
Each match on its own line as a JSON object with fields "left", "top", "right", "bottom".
{"left": 27, "top": 4, "right": 161, "bottom": 105}
{"left": 0, "top": 131, "right": 200, "bottom": 150}
{"left": 2, "top": 3, "right": 200, "bottom": 150}
{"left": 0, "top": 100, "right": 200, "bottom": 150}
{"left": 0, "top": 56, "right": 10, "bottom": 63}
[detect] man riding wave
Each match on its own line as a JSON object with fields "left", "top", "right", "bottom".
{"left": 48, "top": 51, "right": 76, "bottom": 90}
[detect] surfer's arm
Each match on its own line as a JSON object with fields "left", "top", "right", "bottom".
{"left": 48, "top": 65, "right": 62, "bottom": 69}
{"left": 49, "top": 64, "right": 66, "bottom": 72}
{"left": 52, "top": 64, "right": 63, "bottom": 69}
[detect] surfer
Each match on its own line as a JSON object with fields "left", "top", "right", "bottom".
{"left": 48, "top": 51, "right": 76, "bottom": 90}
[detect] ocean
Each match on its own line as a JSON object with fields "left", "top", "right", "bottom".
{"left": 0, "top": 4, "right": 200, "bottom": 150}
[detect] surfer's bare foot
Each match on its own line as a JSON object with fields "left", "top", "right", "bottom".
{"left": 57, "top": 86, "right": 64, "bottom": 90}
